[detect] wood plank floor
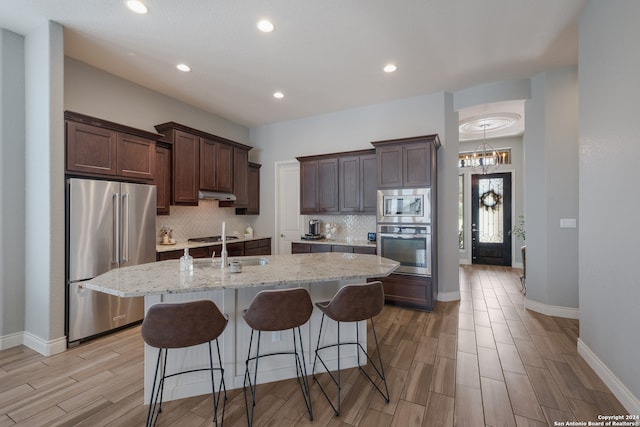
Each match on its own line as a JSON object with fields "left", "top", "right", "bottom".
{"left": 0, "top": 265, "right": 628, "bottom": 426}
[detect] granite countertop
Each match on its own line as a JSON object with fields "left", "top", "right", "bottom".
{"left": 84, "top": 253, "right": 398, "bottom": 297}
{"left": 292, "top": 238, "right": 376, "bottom": 247}
{"left": 156, "top": 235, "right": 271, "bottom": 253}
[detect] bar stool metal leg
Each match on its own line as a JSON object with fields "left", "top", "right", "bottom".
{"left": 243, "top": 327, "right": 313, "bottom": 427}
{"left": 146, "top": 340, "right": 226, "bottom": 427}
{"left": 141, "top": 300, "right": 228, "bottom": 427}
{"left": 312, "top": 282, "right": 390, "bottom": 416}
{"left": 241, "top": 287, "right": 314, "bottom": 426}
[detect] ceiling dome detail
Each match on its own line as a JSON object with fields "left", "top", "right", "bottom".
{"left": 459, "top": 113, "right": 522, "bottom": 137}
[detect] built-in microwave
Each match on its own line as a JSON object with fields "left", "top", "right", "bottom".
{"left": 377, "top": 188, "right": 431, "bottom": 224}
{"left": 377, "top": 224, "right": 431, "bottom": 276}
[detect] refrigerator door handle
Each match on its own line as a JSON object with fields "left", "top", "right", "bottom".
{"left": 113, "top": 192, "right": 121, "bottom": 263}
{"left": 122, "top": 193, "right": 130, "bottom": 262}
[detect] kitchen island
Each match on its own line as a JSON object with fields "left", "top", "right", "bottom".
{"left": 85, "top": 252, "right": 398, "bottom": 403}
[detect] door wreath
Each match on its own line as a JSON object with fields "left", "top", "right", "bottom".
{"left": 480, "top": 189, "right": 501, "bottom": 211}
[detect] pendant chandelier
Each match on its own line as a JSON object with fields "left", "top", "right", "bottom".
{"left": 472, "top": 123, "right": 499, "bottom": 175}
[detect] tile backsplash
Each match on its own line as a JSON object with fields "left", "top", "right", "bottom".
{"left": 156, "top": 200, "right": 256, "bottom": 243}
{"left": 157, "top": 202, "right": 376, "bottom": 245}
{"left": 304, "top": 215, "right": 376, "bottom": 243}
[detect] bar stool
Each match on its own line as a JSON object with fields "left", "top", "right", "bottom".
{"left": 312, "top": 281, "right": 389, "bottom": 416}
{"left": 242, "top": 287, "right": 314, "bottom": 426}
{"left": 141, "top": 300, "right": 228, "bottom": 427}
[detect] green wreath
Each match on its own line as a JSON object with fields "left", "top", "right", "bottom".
{"left": 480, "top": 189, "right": 501, "bottom": 211}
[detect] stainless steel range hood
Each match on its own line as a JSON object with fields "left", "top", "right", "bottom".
{"left": 198, "top": 190, "right": 237, "bottom": 201}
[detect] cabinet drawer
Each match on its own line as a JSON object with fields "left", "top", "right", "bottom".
{"left": 157, "top": 249, "right": 182, "bottom": 261}
{"left": 244, "top": 240, "right": 260, "bottom": 250}
{"left": 291, "top": 242, "right": 310, "bottom": 253}
{"left": 310, "top": 244, "right": 332, "bottom": 253}
{"left": 226, "top": 242, "right": 245, "bottom": 256}
{"left": 190, "top": 246, "right": 211, "bottom": 258}
{"left": 354, "top": 246, "right": 376, "bottom": 255}
{"left": 331, "top": 245, "right": 353, "bottom": 253}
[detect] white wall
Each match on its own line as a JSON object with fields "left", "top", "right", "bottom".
{"left": 23, "top": 21, "right": 66, "bottom": 354}
{"left": 0, "top": 29, "right": 26, "bottom": 344}
{"left": 578, "top": 0, "right": 640, "bottom": 411}
{"left": 64, "top": 58, "right": 249, "bottom": 144}
{"left": 524, "top": 67, "right": 579, "bottom": 315}
{"left": 250, "top": 92, "right": 461, "bottom": 298}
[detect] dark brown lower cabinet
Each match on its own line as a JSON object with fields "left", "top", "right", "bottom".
{"left": 291, "top": 242, "right": 376, "bottom": 255}
{"left": 157, "top": 238, "right": 271, "bottom": 261}
{"left": 374, "top": 274, "right": 434, "bottom": 311}
{"left": 244, "top": 238, "right": 271, "bottom": 256}
{"left": 157, "top": 246, "right": 209, "bottom": 261}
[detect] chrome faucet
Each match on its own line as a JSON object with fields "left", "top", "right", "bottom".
{"left": 220, "top": 222, "right": 228, "bottom": 268}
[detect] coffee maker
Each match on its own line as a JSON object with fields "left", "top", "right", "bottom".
{"left": 308, "top": 219, "right": 320, "bottom": 237}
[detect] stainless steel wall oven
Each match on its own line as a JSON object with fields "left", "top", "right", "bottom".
{"left": 377, "top": 224, "right": 431, "bottom": 276}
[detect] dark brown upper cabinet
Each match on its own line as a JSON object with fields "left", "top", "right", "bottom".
{"left": 169, "top": 129, "right": 200, "bottom": 205}
{"left": 297, "top": 149, "right": 375, "bottom": 215}
{"left": 154, "top": 122, "right": 252, "bottom": 208}
{"left": 65, "top": 111, "right": 160, "bottom": 182}
{"left": 200, "top": 138, "right": 233, "bottom": 193}
{"left": 298, "top": 156, "right": 339, "bottom": 214}
{"left": 338, "top": 152, "right": 377, "bottom": 213}
{"left": 235, "top": 162, "right": 261, "bottom": 215}
{"left": 155, "top": 142, "right": 172, "bottom": 215}
{"left": 371, "top": 135, "right": 440, "bottom": 188}
{"left": 220, "top": 146, "right": 250, "bottom": 209}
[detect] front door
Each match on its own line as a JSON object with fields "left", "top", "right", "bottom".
{"left": 471, "top": 172, "right": 512, "bottom": 266}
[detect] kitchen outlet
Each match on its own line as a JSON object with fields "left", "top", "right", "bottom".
{"left": 272, "top": 331, "right": 281, "bottom": 342}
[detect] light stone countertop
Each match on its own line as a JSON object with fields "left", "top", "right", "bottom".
{"left": 84, "top": 252, "right": 399, "bottom": 297}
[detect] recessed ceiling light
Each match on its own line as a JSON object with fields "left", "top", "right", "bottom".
{"left": 125, "top": 0, "right": 148, "bottom": 14}
{"left": 383, "top": 63, "right": 398, "bottom": 73}
{"left": 273, "top": 91, "right": 284, "bottom": 99}
{"left": 257, "top": 19, "right": 275, "bottom": 33}
{"left": 176, "top": 63, "right": 191, "bottom": 72}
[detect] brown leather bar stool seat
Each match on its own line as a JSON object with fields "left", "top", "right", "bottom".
{"left": 242, "top": 287, "right": 314, "bottom": 426}
{"left": 141, "top": 300, "right": 228, "bottom": 427}
{"left": 312, "top": 281, "right": 389, "bottom": 416}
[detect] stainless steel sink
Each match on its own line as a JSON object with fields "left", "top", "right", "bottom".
{"left": 234, "top": 257, "right": 269, "bottom": 266}
{"left": 194, "top": 257, "right": 269, "bottom": 268}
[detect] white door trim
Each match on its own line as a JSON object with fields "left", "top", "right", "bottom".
{"left": 274, "top": 160, "right": 302, "bottom": 255}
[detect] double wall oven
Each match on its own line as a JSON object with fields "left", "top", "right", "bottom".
{"left": 377, "top": 188, "right": 432, "bottom": 276}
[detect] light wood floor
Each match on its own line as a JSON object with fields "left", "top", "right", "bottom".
{"left": 0, "top": 265, "right": 627, "bottom": 426}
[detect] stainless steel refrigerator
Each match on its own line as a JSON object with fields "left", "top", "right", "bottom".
{"left": 66, "top": 178, "right": 156, "bottom": 346}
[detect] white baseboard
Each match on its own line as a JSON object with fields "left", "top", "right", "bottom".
{"left": 1, "top": 331, "right": 68, "bottom": 356}
{"left": 437, "top": 291, "right": 461, "bottom": 302}
{"left": 577, "top": 338, "right": 640, "bottom": 415}
{"left": 524, "top": 298, "right": 580, "bottom": 319}
{"left": 0, "top": 331, "right": 23, "bottom": 351}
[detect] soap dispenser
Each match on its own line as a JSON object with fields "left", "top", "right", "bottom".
{"left": 180, "top": 248, "right": 193, "bottom": 271}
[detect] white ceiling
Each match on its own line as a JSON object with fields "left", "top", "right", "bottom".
{"left": 0, "top": 0, "right": 586, "bottom": 127}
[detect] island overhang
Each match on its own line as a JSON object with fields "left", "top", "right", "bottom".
{"left": 84, "top": 252, "right": 399, "bottom": 297}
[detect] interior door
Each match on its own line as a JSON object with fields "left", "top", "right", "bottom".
{"left": 471, "top": 172, "right": 512, "bottom": 266}
{"left": 276, "top": 160, "right": 303, "bottom": 254}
